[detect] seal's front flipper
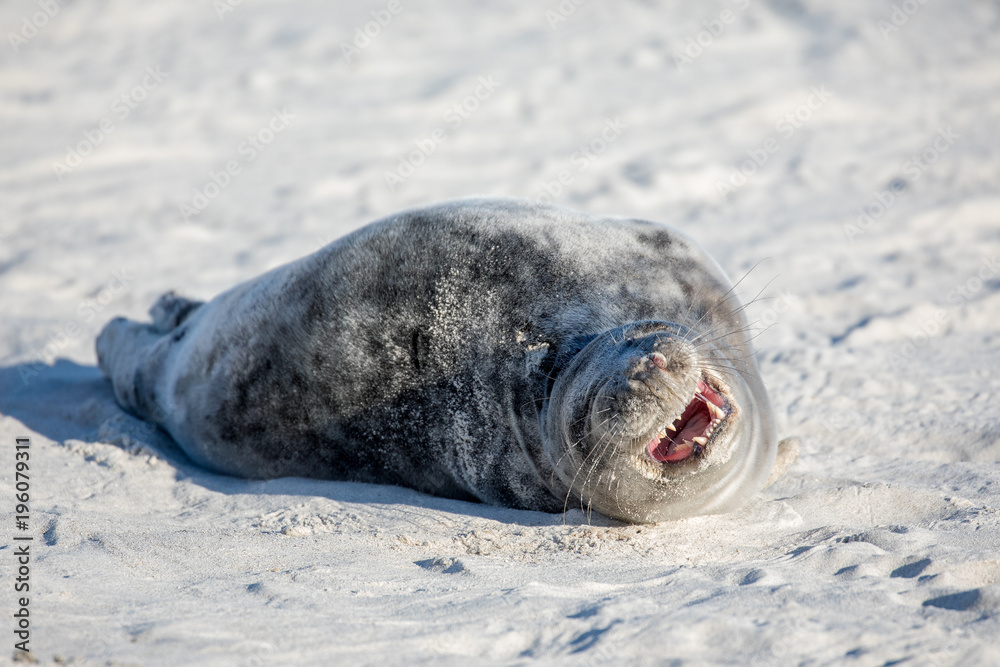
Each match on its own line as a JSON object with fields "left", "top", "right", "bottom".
{"left": 149, "top": 291, "right": 204, "bottom": 332}
{"left": 764, "top": 437, "right": 800, "bottom": 489}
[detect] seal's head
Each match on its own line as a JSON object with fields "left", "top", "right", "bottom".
{"left": 542, "top": 320, "right": 776, "bottom": 523}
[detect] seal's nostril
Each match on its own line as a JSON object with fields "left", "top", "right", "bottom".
{"left": 647, "top": 352, "right": 669, "bottom": 372}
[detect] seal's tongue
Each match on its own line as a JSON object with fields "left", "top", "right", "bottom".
{"left": 647, "top": 380, "right": 724, "bottom": 463}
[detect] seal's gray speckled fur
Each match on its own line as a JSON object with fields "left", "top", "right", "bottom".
{"left": 96, "top": 197, "right": 777, "bottom": 523}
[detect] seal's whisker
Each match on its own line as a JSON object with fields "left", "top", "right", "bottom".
{"left": 562, "top": 414, "right": 621, "bottom": 517}
{"left": 638, "top": 377, "right": 689, "bottom": 405}
{"left": 519, "top": 396, "right": 549, "bottom": 408}
{"left": 689, "top": 324, "right": 758, "bottom": 351}
{"left": 554, "top": 413, "right": 616, "bottom": 507}
{"left": 680, "top": 258, "right": 771, "bottom": 343}
{"left": 588, "top": 422, "right": 633, "bottom": 503}
{"left": 680, "top": 295, "right": 743, "bottom": 346}
{"left": 563, "top": 432, "right": 610, "bottom": 512}
{"left": 551, "top": 410, "right": 610, "bottom": 472}
{"left": 722, "top": 280, "right": 783, "bottom": 323}
{"left": 683, "top": 285, "right": 781, "bottom": 358}
{"left": 726, "top": 321, "right": 779, "bottom": 347}
{"left": 699, "top": 363, "right": 764, "bottom": 386}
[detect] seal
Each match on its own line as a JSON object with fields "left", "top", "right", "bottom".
{"left": 96, "top": 197, "right": 781, "bottom": 523}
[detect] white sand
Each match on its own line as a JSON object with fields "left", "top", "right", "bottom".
{"left": 2, "top": 0, "right": 1000, "bottom": 664}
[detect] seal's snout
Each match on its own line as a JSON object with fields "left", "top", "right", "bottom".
{"left": 642, "top": 351, "right": 670, "bottom": 374}
{"left": 624, "top": 333, "right": 698, "bottom": 391}
{"left": 607, "top": 329, "right": 734, "bottom": 465}
{"left": 629, "top": 349, "right": 688, "bottom": 378}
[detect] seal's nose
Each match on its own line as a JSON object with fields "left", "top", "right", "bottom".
{"left": 622, "top": 335, "right": 700, "bottom": 400}
{"left": 626, "top": 334, "right": 696, "bottom": 375}
{"left": 626, "top": 351, "right": 671, "bottom": 378}
{"left": 627, "top": 349, "right": 690, "bottom": 381}
{"left": 647, "top": 352, "right": 669, "bottom": 372}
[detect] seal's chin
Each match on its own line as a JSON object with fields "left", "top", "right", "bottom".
{"left": 645, "top": 376, "right": 731, "bottom": 464}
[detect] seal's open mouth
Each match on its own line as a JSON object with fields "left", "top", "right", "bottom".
{"left": 646, "top": 378, "right": 729, "bottom": 464}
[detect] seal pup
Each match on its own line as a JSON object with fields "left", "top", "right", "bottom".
{"left": 96, "top": 197, "right": 783, "bottom": 523}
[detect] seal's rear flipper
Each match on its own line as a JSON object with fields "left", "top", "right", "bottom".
{"left": 764, "top": 437, "right": 800, "bottom": 489}
{"left": 95, "top": 317, "right": 162, "bottom": 414}
{"left": 149, "top": 291, "right": 203, "bottom": 332}
{"left": 97, "top": 291, "right": 203, "bottom": 417}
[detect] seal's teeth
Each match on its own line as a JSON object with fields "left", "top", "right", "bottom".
{"left": 665, "top": 423, "right": 677, "bottom": 432}
{"left": 692, "top": 436, "right": 708, "bottom": 446}
{"left": 707, "top": 402, "right": 726, "bottom": 420}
